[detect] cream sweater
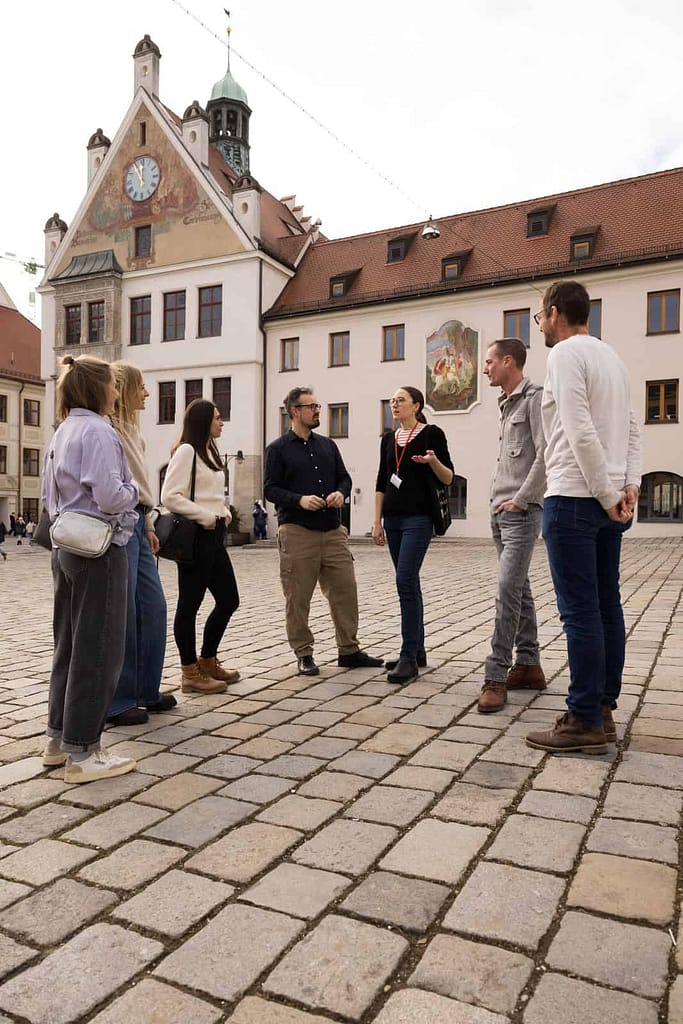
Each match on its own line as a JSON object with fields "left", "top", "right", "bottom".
{"left": 116, "top": 424, "right": 155, "bottom": 530}
{"left": 161, "top": 443, "right": 231, "bottom": 529}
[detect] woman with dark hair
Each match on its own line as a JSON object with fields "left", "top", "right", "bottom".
{"left": 372, "top": 386, "right": 454, "bottom": 684}
{"left": 161, "top": 399, "right": 240, "bottom": 693}
{"left": 42, "top": 354, "right": 139, "bottom": 783}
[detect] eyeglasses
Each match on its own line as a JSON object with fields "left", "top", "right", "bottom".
{"left": 389, "top": 397, "right": 408, "bottom": 405}
{"left": 295, "top": 403, "right": 321, "bottom": 411}
{"left": 533, "top": 311, "right": 544, "bottom": 325}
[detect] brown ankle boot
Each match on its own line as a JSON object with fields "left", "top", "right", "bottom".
{"left": 526, "top": 711, "right": 607, "bottom": 754}
{"left": 181, "top": 662, "right": 227, "bottom": 694}
{"left": 477, "top": 680, "right": 507, "bottom": 714}
{"left": 198, "top": 656, "right": 240, "bottom": 684}
{"left": 506, "top": 663, "right": 547, "bottom": 690}
{"left": 602, "top": 705, "right": 617, "bottom": 742}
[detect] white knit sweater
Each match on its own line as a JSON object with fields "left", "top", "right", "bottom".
{"left": 160, "top": 443, "right": 231, "bottom": 529}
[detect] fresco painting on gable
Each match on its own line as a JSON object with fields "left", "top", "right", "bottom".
{"left": 426, "top": 320, "right": 478, "bottom": 412}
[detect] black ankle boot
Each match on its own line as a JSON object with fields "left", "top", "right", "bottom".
{"left": 387, "top": 657, "right": 419, "bottom": 685}
{"left": 385, "top": 653, "right": 427, "bottom": 672}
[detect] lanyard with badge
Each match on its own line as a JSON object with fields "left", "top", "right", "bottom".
{"left": 390, "top": 423, "right": 420, "bottom": 489}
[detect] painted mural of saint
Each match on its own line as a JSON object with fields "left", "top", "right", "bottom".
{"left": 426, "top": 321, "right": 478, "bottom": 412}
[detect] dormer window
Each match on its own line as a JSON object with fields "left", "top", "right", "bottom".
{"left": 526, "top": 205, "right": 554, "bottom": 238}
{"left": 441, "top": 250, "right": 471, "bottom": 282}
{"left": 386, "top": 232, "right": 416, "bottom": 264}
{"left": 570, "top": 226, "right": 599, "bottom": 262}
{"left": 328, "top": 269, "right": 360, "bottom": 299}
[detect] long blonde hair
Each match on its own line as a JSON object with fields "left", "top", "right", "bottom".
{"left": 111, "top": 361, "right": 143, "bottom": 433}
{"left": 56, "top": 354, "right": 112, "bottom": 422}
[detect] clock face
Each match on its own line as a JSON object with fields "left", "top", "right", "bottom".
{"left": 124, "top": 156, "right": 161, "bottom": 202}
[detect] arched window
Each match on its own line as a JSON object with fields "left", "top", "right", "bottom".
{"left": 638, "top": 472, "right": 683, "bottom": 523}
{"left": 449, "top": 475, "right": 467, "bottom": 520}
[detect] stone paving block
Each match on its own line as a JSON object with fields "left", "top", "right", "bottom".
{"left": 567, "top": 852, "right": 677, "bottom": 924}
{"left": 293, "top": 818, "right": 397, "bottom": 874}
{"left": 195, "top": 753, "right": 264, "bottom": 780}
{"left": 380, "top": 818, "right": 489, "bottom": 884}
{"left": 187, "top": 822, "right": 302, "bottom": 882}
{"left": 479, "top": 736, "right": 545, "bottom": 767}
{"left": 461, "top": 761, "right": 533, "bottom": 790}
{"left": 383, "top": 765, "right": 456, "bottom": 792}
{"left": 0, "top": 878, "right": 31, "bottom": 911}
{"left": 292, "top": 736, "right": 358, "bottom": 759}
{"left": 266, "top": 724, "right": 322, "bottom": 743}
{"left": 602, "top": 781, "right": 682, "bottom": 824}
{"left": 546, "top": 910, "right": 669, "bottom": 997}
{"left": 112, "top": 868, "right": 233, "bottom": 937}
{"left": 0, "top": 800, "right": 89, "bottom": 844}
{"left": 341, "top": 870, "right": 449, "bottom": 932}
{"left": 230, "top": 737, "right": 294, "bottom": 759}
{"left": 0, "top": 837, "right": 95, "bottom": 885}
{"left": 78, "top": 838, "right": 185, "bottom": 890}
{"left": 90, "top": 977, "right": 222, "bottom": 1024}
{"left": 319, "top": 695, "right": 378, "bottom": 714}
{"left": 360, "top": 723, "right": 436, "bottom": 755}
{"left": 347, "top": 705, "right": 406, "bottom": 728}
{"left": 227, "top": 996, "right": 333, "bottom": 1023}
{"left": 669, "top": 976, "right": 683, "bottom": 1024}
{"left": 523, "top": 972, "right": 658, "bottom": 1024}
{"left": 212, "top": 721, "right": 267, "bottom": 739}
{"left": 0, "top": 877, "right": 117, "bottom": 946}
{"left": 294, "top": 711, "right": 346, "bottom": 727}
{"left": 400, "top": 704, "right": 460, "bottom": 728}
{"left": 132, "top": 751, "right": 201, "bottom": 776}
{"left": 0, "top": 923, "right": 163, "bottom": 1024}
{"left": 263, "top": 913, "right": 408, "bottom": 1019}
{"left": 374, "top": 989, "right": 509, "bottom": 1023}
{"left": 587, "top": 817, "right": 677, "bottom": 863}
{"left": 171, "top": 735, "right": 239, "bottom": 757}
{"left": 240, "top": 862, "right": 350, "bottom": 918}
{"left": 443, "top": 862, "right": 564, "bottom": 949}
{"left": 486, "top": 813, "right": 585, "bottom": 873}
{"left": 0, "top": 756, "right": 46, "bottom": 788}
{"left": 0, "top": 778, "right": 68, "bottom": 809}
{"left": 614, "top": 750, "right": 683, "bottom": 788}
{"left": 132, "top": 770, "right": 223, "bottom": 810}
{"left": 154, "top": 903, "right": 304, "bottom": 1001}
{"left": 105, "top": 738, "right": 168, "bottom": 761}
{"left": 296, "top": 771, "right": 371, "bottom": 802}
{"left": 517, "top": 790, "right": 596, "bottom": 824}
{"left": 325, "top": 722, "right": 378, "bottom": 740}
{"left": 628, "top": 735, "right": 683, "bottom": 755}
{"left": 255, "top": 754, "right": 327, "bottom": 779}
{"left": 432, "top": 783, "right": 516, "bottom": 826}
{"left": 409, "top": 932, "right": 533, "bottom": 1015}
{"left": 219, "top": 774, "right": 294, "bottom": 804}
{"left": 345, "top": 784, "right": 433, "bottom": 826}
{"left": 329, "top": 749, "right": 401, "bottom": 778}
{"left": 62, "top": 802, "right": 167, "bottom": 849}
{"left": 136, "top": 723, "right": 201, "bottom": 746}
{"left": 0, "top": 932, "right": 37, "bottom": 979}
{"left": 441, "top": 725, "right": 504, "bottom": 744}
{"left": 256, "top": 793, "right": 341, "bottom": 830}
{"left": 409, "top": 739, "right": 483, "bottom": 772}
{"left": 143, "top": 794, "right": 257, "bottom": 847}
{"left": 532, "top": 756, "right": 610, "bottom": 797}
{"left": 57, "top": 772, "right": 152, "bottom": 808}
{"left": 632, "top": 715, "right": 683, "bottom": 738}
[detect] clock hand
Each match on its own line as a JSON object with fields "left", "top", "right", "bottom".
{"left": 134, "top": 162, "right": 145, "bottom": 186}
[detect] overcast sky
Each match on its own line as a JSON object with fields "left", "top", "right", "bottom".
{"left": 3, "top": 0, "right": 683, "bottom": 319}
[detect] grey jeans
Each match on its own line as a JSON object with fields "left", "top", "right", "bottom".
{"left": 484, "top": 505, "right": 543, "bottom": 682}
{"left": 47, "top": 544, "right": 128, "bottom": 753}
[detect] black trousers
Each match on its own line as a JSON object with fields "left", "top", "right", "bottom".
{"left": 173, "top": 523, "right": 240, "bottom": 665}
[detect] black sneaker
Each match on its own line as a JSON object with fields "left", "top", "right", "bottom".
{"left": 385, "top": 653, "right": 427, "bottom": 672}
{"left": 145, "top": 693, "right": 178, "bottom": 713}
{"left": 298, "top": 655, "right": 320, "bottom": 676}
{"left": 337, "top": 650, "right": 384, "bottom": 669}
{"left": 387, "top": 657, "right": 419, "bottom": 685}
{"left": 106, "top": 707, "right": 149, "bottom": 727}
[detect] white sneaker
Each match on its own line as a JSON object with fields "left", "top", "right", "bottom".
{"left": 42, "top": 738, "right": 68, "bottom": 767}
{"left": 64, "top": 749, "right": 136, "bottom": 784}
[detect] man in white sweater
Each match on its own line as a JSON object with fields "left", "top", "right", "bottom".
{"left": 526, "top": 281, "right": 641, "bottom": 755}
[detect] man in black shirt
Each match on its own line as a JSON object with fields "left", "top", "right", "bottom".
{"left": 264, "top": 386, "right": 383, "bottom": 676}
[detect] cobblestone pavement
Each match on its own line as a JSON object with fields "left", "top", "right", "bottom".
{"left": 0, "top": 537, "right": 682, "bottom": 1023}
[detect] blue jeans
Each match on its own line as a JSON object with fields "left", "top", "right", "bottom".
{"left": 109, "top": 513, "right": 167, "bottom": 715}
{"left": 383, "top": 514, "right": 433, "bottom": 661}
{"left": 543, "top": 496, "right": 630, "bottom": 728}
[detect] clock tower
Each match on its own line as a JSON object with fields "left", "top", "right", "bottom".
{"left": 206, "top": 66, "right": 251, "bottom": 176}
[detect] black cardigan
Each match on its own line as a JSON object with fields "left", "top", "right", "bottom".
{"left": 375, "top": 424, "right": 454, "bottom": 518}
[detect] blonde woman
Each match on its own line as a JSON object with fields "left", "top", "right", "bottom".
{"left": 106, "top": 362, "right": 174, "bottom": 726}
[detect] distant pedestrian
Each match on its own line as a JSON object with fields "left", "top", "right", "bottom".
{"left": 8, "top": 514, "right": 16, "bottom": 537}
{"left": 252, "top": 500, "right": 268, "bottom": 540}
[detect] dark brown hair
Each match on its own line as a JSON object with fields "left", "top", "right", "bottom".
{"left": 489, "top": 338, "right": 527, "bottom": 368}
{"left": 55, "top": 354, "right": 112, "bottom": 421}
{"left": 400, "top": 386, "right": 428, "bottom": 424}
{"left": 543, "top": 281, "right": 590, "bottom": 326}
{"left": 178, "top": 399, "right": 223, "bottom": 470}
{"left": 284, "top": 386, "right": 314, "bottom": 419}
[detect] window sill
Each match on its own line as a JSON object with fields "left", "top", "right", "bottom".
{"left": 645, "top": 419, "right": 679, "bottom": 425}
{"left": 381, "top": 356, "right": 405, "bottom": 363}
{"left": 646, "top": 329, "right": 680, "bottom": 336}
{"left": 280, "top": 367, "right": 300, "bottom": 373}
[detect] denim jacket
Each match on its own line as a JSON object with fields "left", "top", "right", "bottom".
{"left": 489, "top": 377, "right": 546, "bottom": 511}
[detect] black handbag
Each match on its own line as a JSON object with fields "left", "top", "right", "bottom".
{"left": 154, "top": 454, "right": 200, "bottom": 564}
{"left": 426, "top": 427, "right": 452, "bottom": 536}
{"left": 33, "top": 507, "right": 53, "bottom": 551}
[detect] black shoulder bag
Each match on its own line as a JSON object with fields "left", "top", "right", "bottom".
{"left": 426, "top": 427, "right": 453, "bottom": 536}
{"left": 153, "top": 453, "right": 201, "bottom": 564}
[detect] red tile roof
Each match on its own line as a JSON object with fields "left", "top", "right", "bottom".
{"left": 266, "top": 166, "right": 683, "bottom": 318}
{"left": 0, "top": 306, "right": 41, "bottom": 382}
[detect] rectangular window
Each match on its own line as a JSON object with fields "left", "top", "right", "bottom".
{"left": 0, "top": 446, "right": 6, "bottom": 474}
{"left": 22, "top": 448, "right": 40, "bottom": 477}
{"left": 571, "top": 239, "right": 592, "bottom": 261}
{"left": 330, "top": 278, "right": 346, "bottom": 298}
{"left": 23, "top": 498, "right": 39, "bottom": 523}
{"left": 158, "top": 382, "right": 176, "bottom": 425}
{"left": 646, "top": 380, "right": 678, "bottom": 423}
{"left": 279, "top": 406, "right": 289, "bottom": 435}
{"left": 163, "top": 291, "right": 186, "bottom": 342}
{"left": 88, "top": 301, "right": 105, "bottom": 343}
{"left": 503, "top": 308, "right": 530, "bottom": 346}
{"left": 647, "top": 289, "right": 680, "bottom": 335}
{"left": 65, "top": 304, "right": 81, "bottom": 346}
{"left": 527, "top": 211, "right": 550, "bottom": 237}
{"left": 0, "top": 396, "right": 6, "bottom": 422}
{"left": 130, "top": 295, "right": 151, "bottom": 345}
{"left": 329, "top": 331, "right": 350, "bottom": 367}
{"left": 213, "top": 377, "right": 231, "bottom": 421}
{"left": 281, "top": 337, "right": 299, "bottom": 371}
{"left": 442, "top": 259, "right": 461, "bottom": 280}
{"left": 134, "top": 225, "right": 152, "bottom": 258}
{"left": 139, "top": 121, "right": 147, "bottom": 146}
{"left": 387, "top": 239, "right": 407, "bottom": 263}
{"left": 198, "top": 285, "right": 223, "bottom": 338}
{"left": 328, "top": 403, "right": 349, "bottom": 438}
{"left": 381, "top": 400, "right": 394, "bottom": 434}
{"left": 589, "top": 299, "right": 602, "bottom": 339}
{"left": 382, "top": 324, "right": 405, "bottom": 361}
{"left": 185, "top": 379, "right": 203, "bottom": 407}
{"left": 23, "top": 400, "right": 40, "bottom": 427}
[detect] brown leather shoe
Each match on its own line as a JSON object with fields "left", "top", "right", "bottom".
{"left": 506, "top": 663, "right": 547, "bottom": 690}
{"left": 181, "top": 662, "right": 227, "bottom": 694}
{"left": 477, "top": 680, "right": 507, "bottom": 714}
{"left": 526, "top": 711, "right": 607, "bottom": 754}
{"left": 198, "top": 656, "right": 240, "bottom": 684}
{"left": 602, "top": 705, "right": 617, "bottom": 742}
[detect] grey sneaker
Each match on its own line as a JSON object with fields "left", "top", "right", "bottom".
{"left": 43, "top": 738, "right": 68, "bottom": 767}
{"left": 64, "top": 749, "right": 136, "bottom": 784}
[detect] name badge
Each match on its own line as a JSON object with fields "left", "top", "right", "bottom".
{"left": 390, "top": 473, "right": 402, "bottom": 489}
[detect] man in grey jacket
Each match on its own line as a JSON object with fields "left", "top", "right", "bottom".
{"left": 478, "top": 338, "right": 547, "bottom": 713}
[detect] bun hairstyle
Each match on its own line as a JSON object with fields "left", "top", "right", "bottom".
{"left": 55, "top": 354, "right": 113, "bottom": 421}
{"left": 402, "top": 386, "right": 428, "bottom": 424}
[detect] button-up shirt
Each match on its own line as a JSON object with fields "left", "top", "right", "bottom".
{"left": 489, "top": 376, "right": 546, "bottom": 511}
{"left": 264, "top": 429, "right": 352, "bottom": 530}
